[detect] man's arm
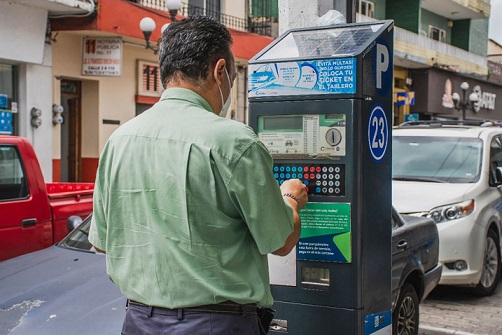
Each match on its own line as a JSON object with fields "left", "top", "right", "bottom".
{"left": 272, "top": 179, "right": 308, "bottom": 256}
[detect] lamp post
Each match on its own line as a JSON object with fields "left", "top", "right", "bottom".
{"left": 451, "top": 82, "right": 479, "bottom": 121}
{"left": 139, "top": 1, "right": 182, "bottom": 54}
{"left": 166, "top": 0, "right": 182, "bottom": 22}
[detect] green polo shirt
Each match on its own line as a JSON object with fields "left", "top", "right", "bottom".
{"left": 89, "top": 88, "right": 294, "bottom": 308}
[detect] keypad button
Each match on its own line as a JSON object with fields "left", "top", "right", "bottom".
{"left": 310, "top": 173, "right": 315, "bottom": 179}
{"left": 280, "top": 180, "right": 284, "bottom": 185}
{"left": 292, "top": 166, "right": 297, "bottom": 172}
{"left": 316, "top": 180, "right": 322, "bottom": 186}
{"left": 316, "top": 173, "right": 321, "bottom": 179}
{"left": 316, "top": 187, "right": 321, "bottom": 193}
{"left": 304, "top": 173, "right": 309, "bottom": 179}
{"left": 335, "top": 167, "right": 340, "bottom": 173}
{"left": 335, "top": 174, "right": 340, "bottom": 180}
{"left": 304, "top": 167, "right": 309, "bottom": 172}
{"left": 328, "top": 181, "right": 334, "bottom": 186}
{"left": 309, "top": 167, "right": 315, "bottom": 173}
{"left": 335, "top": 181, "right": 340, "bottom": 187}
{"left": 328, "top": 174, "right": 334, "bottom": 179}
{"left": 328, "top": 167, "right": 334, "bottom": 173}
{"left": 286, "top": 173, "right": 291, "bottom": 179}
{"left": 280, "top": 173, "right": 285, "bottom": 178}
{"left": 335, "top": 188, "right": 340, "bottom": 193}
{"left": 328, "top": 187, "right": 334, "bottom": 193}
{"left": 286, "top": 166, "right": 291, "bottom": 172}
{"left": 274, "top": 173, "right": 279, "bottom": 178}
{"left": 322, "top": 174, "right": 327, "bottom": 179}
{"left": 316, "top": 166, "right": 321, "bottom": 173}
{"left": 280, "top": 166, "right": 285, "bottom": 172}
{"left": 322, "top": 167, "right": 327, "bottom": 172}
{"left": 303, "top": 180, "right": 309, "bottom": 185}
{"left": 322, "top": 187, "right": 328, "bottom": 193}
{"left": 274, "top": 166, "right": 279, "bottom": 172}
{"left": 322, "top": 181, "right": 327, "bottom": 186}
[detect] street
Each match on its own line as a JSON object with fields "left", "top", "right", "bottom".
{"left": 419, "top": 278, "right": 502, "bottom": 335}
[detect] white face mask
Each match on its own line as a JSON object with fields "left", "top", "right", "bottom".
{"left": 217, "top": 68, "right": 232, "bottom": 118}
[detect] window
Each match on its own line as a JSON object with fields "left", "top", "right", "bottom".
{"left": 489, "top": 136, "right": 502, "bottom": 186}
{"left": 0, "top": 146, "right": 28, "bottom": 201}
{"left": 429, "top": 26, "right": 446, "bottom": 43}
{"left": 356, "top": 0, "right": 375, "bottom": 18}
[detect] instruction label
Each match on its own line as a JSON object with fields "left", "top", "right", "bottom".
{"left": 249, "top": 58, "right": 356, "bottom": 97}
{"left": 297, "top": 202, "right": 351, "bottom": 263}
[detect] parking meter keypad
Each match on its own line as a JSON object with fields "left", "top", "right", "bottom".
{"left": 273, "top": 163, "right": 345, "bottom": 196}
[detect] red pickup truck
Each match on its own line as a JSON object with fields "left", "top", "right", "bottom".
{"left": 0, "top": 136, "right": 94, "bottom": 261}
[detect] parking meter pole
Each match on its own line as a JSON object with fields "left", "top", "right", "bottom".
{"left": 248, "top": 20, "right": 394, "bottom": 335}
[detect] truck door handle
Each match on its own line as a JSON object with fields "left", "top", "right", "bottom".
{"left": 397, "top": 240, "right": 408, "bottom": 250}
{"left": 21, "top": 218, "right": 37, "bottom": 228}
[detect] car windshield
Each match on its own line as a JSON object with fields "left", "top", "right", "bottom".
{"left": 58, "top": 215, "right": 95, "bottom": 253}
{"left": 393, "top": 136, "right": 482, "bottom": 183}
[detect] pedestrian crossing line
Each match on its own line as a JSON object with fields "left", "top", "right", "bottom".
{"left": 420, "top": 324, "right": 484, "bottom": 335}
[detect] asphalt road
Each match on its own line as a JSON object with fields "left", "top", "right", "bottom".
{"left": 418, "top": 279, "right": 502, "bottom": 335}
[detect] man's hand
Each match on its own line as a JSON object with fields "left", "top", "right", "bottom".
{"left": 280, "top": 179, "right": 308, "bottom": 210}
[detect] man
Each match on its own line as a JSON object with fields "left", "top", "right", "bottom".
{"left": 89, "top": 16, "right": 308, "bottom": 335}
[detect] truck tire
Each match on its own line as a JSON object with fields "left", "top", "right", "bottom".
{"left": 393, "top": 283, "right": 419, "bottom": 335}
{"left": 473, "top": 229, "right": 501, "bottom": 296}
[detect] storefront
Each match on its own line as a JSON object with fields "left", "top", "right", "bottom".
{"left": 410, "top": 67, "right": 501, "bottom": 121}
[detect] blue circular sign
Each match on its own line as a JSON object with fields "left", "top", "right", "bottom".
{"left": 368, "top": 104, "right": 389, "bottom": 162}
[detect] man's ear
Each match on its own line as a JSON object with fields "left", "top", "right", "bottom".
{"left": 213, "top": 58, "right": 227, "bottom": 86}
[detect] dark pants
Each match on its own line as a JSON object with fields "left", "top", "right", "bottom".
{"left": 121, "top": 302, "right": 262, "bottom": 335}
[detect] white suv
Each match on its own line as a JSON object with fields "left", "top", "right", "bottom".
{"left": 392, "top": 121, "right": 502, "bottom": 296}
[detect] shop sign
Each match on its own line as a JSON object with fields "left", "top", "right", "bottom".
{"left": 441, "top": 78, "right": 497, "bottom": 112}
{"left": 137, "top": 60, "right": 163, "bottom": 97}
{"left": 82, "top": 37, "right": 122, "bottom": 76}
{"left": 395, "top": 92, "right": 415, "bottom": 106}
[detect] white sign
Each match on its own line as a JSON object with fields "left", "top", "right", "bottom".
{"left": 82, "top": 37, "right": 122, "bottom": 76}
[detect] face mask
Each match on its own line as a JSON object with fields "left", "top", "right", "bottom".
{"left": 217, "top": 68, "right": 232, "bottom": 118}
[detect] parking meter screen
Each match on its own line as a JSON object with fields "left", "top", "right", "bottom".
{"left": 258, "top": 114, "right": 346, "bottom": 157}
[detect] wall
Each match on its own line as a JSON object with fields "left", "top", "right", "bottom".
{"left": 386, "top": 0, "right": 420, "bottom": 33}
{"left": 420, "top": 9, "right": 451, "bottom": 44}
{"left": 469, "top": 18, "right": 489, "bottom": 57}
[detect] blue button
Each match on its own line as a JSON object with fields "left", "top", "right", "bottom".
{"left": 292, "top": 166, "right": 297, "bottom": 172}
{"left": 303, "top": 180, "right": 309, "bottom": 185}
{"left": 280, "top": 173, "right": 285, "bottom": 178}
{"left": 316, "top": 187, "right": 321, "bottom": 193}
{"left": 291, "top": 173, "right": 296, "bottom": 178}
{"left": 280, "top": 180, "right": 285, "bottom": 185}
{"left": 298, "top": 166, "right": 303, "bottom": 171}
{"left": 280, "top": 166, "right": 285, "bottom": 172}
{"left": 273, "top": 166, "right": 279, "bottom": 172}
{"left": 274, "top": 173, "right": 279, "bottom": 179}
{"left": 286, "top": 173, "right": 291, "bottom": 179}
{"left": 286, "top": 166, "right": 291, "bottom": 172}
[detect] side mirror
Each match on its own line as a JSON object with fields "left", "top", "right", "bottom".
{"left": 66, "top": 215, "right": 83, "bottom": 232}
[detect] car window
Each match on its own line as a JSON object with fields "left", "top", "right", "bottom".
{"left": 489, "top": 136, "right": 502, "bottom": 186}
{"left": 0, "top": 145, "right": 29, "bottom": 201}
{"left": 58, "top": 215, "right": 95, "bottom": 253}
{"left": 393, "top": 136, "right": 482, "bottom": 183}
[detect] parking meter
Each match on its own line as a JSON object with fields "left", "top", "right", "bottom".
{"left": 248, "top": 21, "right": 394, "bottom": 335}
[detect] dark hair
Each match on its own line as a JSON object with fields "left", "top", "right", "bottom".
{"left": 159, "top": 16, "right": 233, "bottom": 86}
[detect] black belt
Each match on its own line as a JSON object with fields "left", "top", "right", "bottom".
{"left": 127, "top": 299, "right": 257, "bottom": 316}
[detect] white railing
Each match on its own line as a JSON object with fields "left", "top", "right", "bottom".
{"left": 395, "top": 27, "right": 487, "bottom": 68}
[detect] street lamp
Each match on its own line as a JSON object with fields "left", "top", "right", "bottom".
{"left": 139, "top": 1, "right": 182, "bottom": 54}
{"left": 166, "top": 0, "right": 182, "bottom": 22}
{"left": 451, "top": 82, "right": 479, "bottom": 121}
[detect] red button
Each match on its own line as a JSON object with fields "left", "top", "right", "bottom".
{"left": 304, "top": 173, "right": 309, "bottom": 179}
{"left": 316, "top": 166, "right": 321, "bottom": 173}
{"left": 309, "top": 167, "right": 315, "bottom": 172}
{"left": 306, "top": 187, "right": 309, "bottom": 192}
{"left": 304, "top": 167, "right": 309, "bottom": 172}
{"left": 310, "top": 173, "right": 315, "bottom": 179}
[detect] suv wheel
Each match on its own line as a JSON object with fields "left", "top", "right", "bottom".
{"left": 393, "top": 283, "right": 419, "bottom": 335}
{"left": 473, "top": 229, "right": 501, "bottom": 296}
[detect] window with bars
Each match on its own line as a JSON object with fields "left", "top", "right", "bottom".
{"left": 356, "top": 0, "right": 375, "bottom": 18}
{"left": 429, "top": 26, "right": 446, "bottom": 43}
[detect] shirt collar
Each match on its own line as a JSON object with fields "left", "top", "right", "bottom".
{"left": 160, "top": 88, "right": 214, "bottom": 114}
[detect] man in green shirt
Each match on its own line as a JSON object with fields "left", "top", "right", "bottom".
{"left": 89, "top": 16, "right": 307, "bottom": 335}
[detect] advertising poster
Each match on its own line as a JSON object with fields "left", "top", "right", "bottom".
{"left": 297, "top": 202, "right": 351, "bottom": 263}
{"left": 248, "top": 58, "right": 356, "bottom": 97}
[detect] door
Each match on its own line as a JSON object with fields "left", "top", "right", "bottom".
{"left": 60, "top": 80, "right": 82, "bottom": 182}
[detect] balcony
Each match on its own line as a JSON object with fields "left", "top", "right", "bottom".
{"left": 421, "top": 0, "right": 490, "bottom": 19}
{"left": 132, "top": 0, "right": 273, "bottom": 36}
{"left": 5, "top": 0, "right": 94, "bottom": 15}
{"left": 394, "top": 27, "right": 488, "bottom": 76}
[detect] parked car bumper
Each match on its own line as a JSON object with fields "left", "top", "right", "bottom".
{"left": 436, "top": 217, "right": 484, "bottom": 286}
{"left": 422, "top": 262, "right": 442, "bottom": 301}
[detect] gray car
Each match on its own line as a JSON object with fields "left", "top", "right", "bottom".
{"left": 0, "top": 211, "right": 440, "bottom": 335}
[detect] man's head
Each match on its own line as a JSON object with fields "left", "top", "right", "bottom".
{"left": 159, "top": 16, "right": 234, "bottom": 88}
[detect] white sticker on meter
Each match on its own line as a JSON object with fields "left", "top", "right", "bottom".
{"left": 367, "top": 104, "right": 388, "bottom": 162}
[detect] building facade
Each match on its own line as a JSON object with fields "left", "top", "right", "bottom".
{"left": 2, "top": 0, "right": 275, "bottom": 183}
{"left": 0, "top": 0, "right": 95, "bottom": 181}
{"left": 356, "top": 0, "right": 495, "bottom": 124}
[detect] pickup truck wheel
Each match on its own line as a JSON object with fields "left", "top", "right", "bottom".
{"left": 473, "top": 229, "right": 501, "bottom": 297}
{"left": 393, "top": 283, "right": 419, "bottom": 335}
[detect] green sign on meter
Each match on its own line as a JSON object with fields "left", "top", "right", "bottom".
{"left": 298, "top": 202, "right": 351, "bottom": 263}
